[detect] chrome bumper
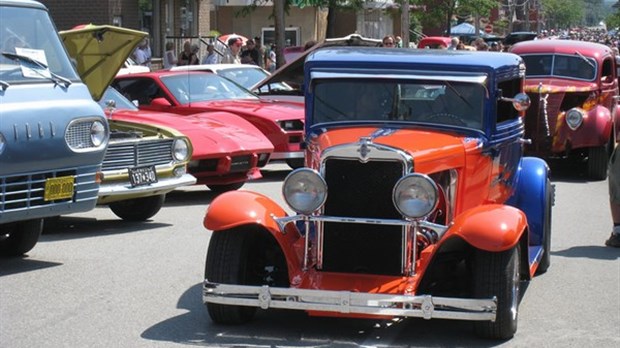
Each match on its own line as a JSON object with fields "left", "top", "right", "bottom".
{"left": 203, "top": 281, "right": 497, "bottom": 321}
{"left": 98, "top": 173, "right": 196, "bottom": 197}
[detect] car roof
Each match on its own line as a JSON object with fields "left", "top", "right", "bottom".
{"left": 510, "top": 39, "right": 612, "bottom": 57}
{"left": 307, "top": 46, "right": 523, "bottom": 72}
{"left": 171, "top": 63, "right": 265, "bottom": 72}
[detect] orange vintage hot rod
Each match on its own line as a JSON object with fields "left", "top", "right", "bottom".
{"left": 202, "top": 48, "right": 554, "bottom": 339}
{"left": 510, "top": 39, "right": 620, "bottom": 180}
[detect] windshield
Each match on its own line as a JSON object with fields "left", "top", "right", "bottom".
{"left": 217, "top": 67, "right": 269, "bottom": 90}
{"left": 99, "top": 87, "right": 139, "bottom": 111}
{"left": 161, "top": 73, "right": 257, "bottom": 103}
{"left": 522, "top": 54, "right": 597, "bottom": 80}
{"left": 312, "top": 79, "right": 485, "bottom": 130}
{"left": 0, "top": 5, "right": 78, "bottom": 83}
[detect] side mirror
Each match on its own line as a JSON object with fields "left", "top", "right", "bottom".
{"left": 151, "top": 97, "right": 172, "bottom": 107}
{"left": 500, "top": 93, "right": 530, "bottom": 111}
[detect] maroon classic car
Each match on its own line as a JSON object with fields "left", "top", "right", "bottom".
{"left": 510, "top": 39, "right": 620, "bottom": 180}
{"left": 112, "top": 71, "right": 305, "bottom": 169}
{"left": 101, "top": 87, "right": 273, "bottom": 193}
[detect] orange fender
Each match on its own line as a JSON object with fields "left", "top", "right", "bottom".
{"left": 204, "top": 191, "right": 289, "bottom": 232}
{"left": 204, "top": 191, "right": 304, "bottom": 275}
{"left": 445, "top": 204, "right": 528, "bottom": 252}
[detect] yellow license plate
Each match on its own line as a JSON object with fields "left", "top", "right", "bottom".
{"left": 44, "top": 176, "right": 75, "bottom": 201}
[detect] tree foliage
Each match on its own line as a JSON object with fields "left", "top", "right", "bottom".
{"left": 540, "top": 0, "right": 585, "bottom": 29}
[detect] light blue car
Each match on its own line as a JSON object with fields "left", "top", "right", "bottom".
{"left": 0, "top": 0, "right": 109, "bottom": 256}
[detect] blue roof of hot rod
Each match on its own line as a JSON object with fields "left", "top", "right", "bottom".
{"left": 305, "top": 47, "right": 524, "bottom": 73}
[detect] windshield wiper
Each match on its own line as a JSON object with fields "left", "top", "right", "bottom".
{"left": 0, "top": 80, "right": 9, "bottom": 91}
{"left": 574, "top": 51, "right": 595, "bottom": 68}
{"left": 1, "top": 52, "right": 72, "bottom": 87}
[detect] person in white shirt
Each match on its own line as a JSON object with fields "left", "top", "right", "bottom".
{"left": 163, "top": 41, "right": 177, "bottom": 69}
{"left": 221, "top": 37, "right": 242, "bottom": 64}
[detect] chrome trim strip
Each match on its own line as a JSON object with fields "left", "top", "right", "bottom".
{"left": 203, "top": 282, "right": 497, "bottom": 321}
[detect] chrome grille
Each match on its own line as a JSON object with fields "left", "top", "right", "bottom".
{"left": 0, "top": 170, "right": 74, "bottom": 211}
{"left": 320, "top": 158, "right": 405, "bottom": 275}
{"left": 102, "top": 139, "right": 174, "bottom": 171}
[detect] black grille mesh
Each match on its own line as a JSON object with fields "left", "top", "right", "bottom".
{"left": 321, "top": 158, "right": 404, "bottom": 275}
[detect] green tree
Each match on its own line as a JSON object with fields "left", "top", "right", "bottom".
{"left": 540, "top": 0, "right": 584, "bottom": 29}
{"left": 417, "top": 0, "right": 497, "bottom": 36}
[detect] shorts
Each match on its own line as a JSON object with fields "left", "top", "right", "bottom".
{"left": 609, "top": 146, "right": 620, "bottom": 204}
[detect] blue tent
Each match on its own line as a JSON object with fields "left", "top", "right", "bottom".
{"left": 450, "top": 23, "right": 484, "bottom": 35}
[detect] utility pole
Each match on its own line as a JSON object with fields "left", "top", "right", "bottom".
{"left": 401, "top": 0, "right": 409, "bottom": 47}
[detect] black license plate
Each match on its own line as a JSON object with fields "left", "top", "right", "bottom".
{"left": 128, "top": 165, "right": 158, "bottom": 187}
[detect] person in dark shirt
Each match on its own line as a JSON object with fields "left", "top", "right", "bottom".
{"left": 240, "top": 39, "right": 260, "bottom": 65}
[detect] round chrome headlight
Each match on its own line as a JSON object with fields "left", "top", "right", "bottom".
{"left": 172, "top": 138, "right": 190, "bottom": 161}
{"left": 565, "top": 108, "right": 584, "bottom": 130}
{"left": 282, "top": 168, "right": 327, "bottom": 215}
{"left": 90, "top": 120, "right": 107, "bottom": 147}
{"left": 0, "top": 132, "right": 5, "bottom": 155}
{"left": 393, "top": 173, "right": 438, "bottom": 219}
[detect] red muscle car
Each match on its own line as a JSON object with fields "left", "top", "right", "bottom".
{"left": 112, "top": 71, "right": 305, "bottom": 169}
{"left": 101, "top": 87, "right": 273, "bottom": 193}
{"left": 510, "top": 39, "right": 620, "bottom": 180}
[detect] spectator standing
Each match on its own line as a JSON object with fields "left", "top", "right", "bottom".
{"left": 162, "top": 41, "right": 177, "bottom": 69}
{"left": 240, "top": 39, "right": 260, "bottom": 65}
{"left": 395, "top": 36, "right": 403, "bottom": 48}
{"left": 141, "top": 37, "right": 152, "bottom": 67}
{"left": 178, "top": 40, "right": 195, "bottom": 65}
{"left": 606, "top": 145, "right": 620, "bottom": 247}
{"left": 202, "top": 43, "right": 218, "bottom": 64}
{"left": 265, "top": 43, "right": 277, "bottom": 72}
{"left": 221, "top": 37, "right": 242, "bottom": 64}
{"left": 254, "top": 36, "right": 265, "bottom": 68}
{"left": 189, "top": 43, "right": 200, "bottom": 65}
{"left": 132, "top": 42, "right": 148, "bottom": 66}
{"left": 382, "top": 35, "right": 396, "bottom": 47}
{"left": 447, "top": 37, "right": 459, "bottom": 50}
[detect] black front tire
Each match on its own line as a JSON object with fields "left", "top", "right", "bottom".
{"left": 286, "top": 158, "right": 305, "bottom": 169}
{"left": 587, "top": 145, "right": 608, "bottom": 180}
{"left": 536, "top": 180, "right": 554, "bottom": 275}
{"left": 206, "top": 182, "right": 244, "bottom": 194}
{"left": 0, "top": 219, "right": 43, "bottom": 257}
{"left": 205, "top": 230, "right": 258, "bottom": 324}
{"left": 109, "top": 195, "right": 166, "bottom": 221}
{"left": 473, "top": 246, "right": 520, "bottom": 340}
{"left": 204, "top": 227, "right": 288, "bottom": 324}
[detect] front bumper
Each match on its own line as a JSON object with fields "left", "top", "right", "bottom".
{"left": 203, "top": 281, "right": 497, "bottom": 321}
{"left": 269, "top": 150, "right": 304, "bottom": 160}
{"left": 97, "top": 173, "right": 196, "bottom": 203}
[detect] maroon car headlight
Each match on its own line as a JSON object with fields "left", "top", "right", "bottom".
{"left": 282, "top": 168, "right": 327, "bottom": 214}
{"left": 565, "top": 108, "right": 584, "bottom": 130}
{"left": 392, "top": 173, "right": 438, "bottom": 219}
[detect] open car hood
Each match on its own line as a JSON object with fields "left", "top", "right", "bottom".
{"left": 253, "top": 34, "right": 382, "bottom": 96}
{"left": 59, "top": 24, "right": 147, "bottom": 101}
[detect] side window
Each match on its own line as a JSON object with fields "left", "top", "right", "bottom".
{"left": 113, "top": 79, "right": 159, "bottom": 105}
{"left": 601, "top": 58, "right": 614, "bottom": 84}
{"left": 496, "top": 79, "right": 521, "bottom": 124}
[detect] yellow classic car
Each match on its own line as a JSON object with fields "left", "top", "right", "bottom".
{"left": 60, "top": 24, "right": 196, "bottom": 221}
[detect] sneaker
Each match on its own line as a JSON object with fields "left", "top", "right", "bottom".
{"left": 605, "top": 233, "right": 620, "bottom": 247}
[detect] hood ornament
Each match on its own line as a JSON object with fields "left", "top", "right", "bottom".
{"left": 358, "top": 136, "right": 372, "bottom": 161}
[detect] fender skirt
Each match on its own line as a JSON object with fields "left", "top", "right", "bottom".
{"left": 446, "top": 204, "right": 528, "bottom": 252}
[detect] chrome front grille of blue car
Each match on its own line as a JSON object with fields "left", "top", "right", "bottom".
{"left": 102, "top": 139, "right": 174, "bottom": 171}
{"left": 1, "top": 170, "right": 71, "bottom": 211}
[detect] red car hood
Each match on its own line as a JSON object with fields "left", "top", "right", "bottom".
{"left": 187, "top": 99, "right": 304, "bottom": 122}
{"left": 523, "top": 78, "right": 598, "bottom": 93}
{"left": 314, "top": 127, "right": 472, "bottom": 170}
{"left": 108, "top": 109, "right": 274, "bottom": 156}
